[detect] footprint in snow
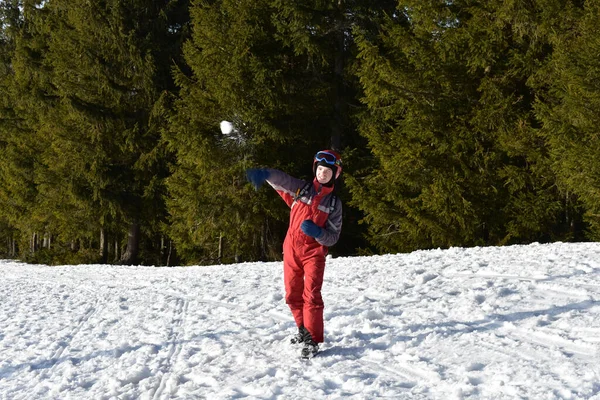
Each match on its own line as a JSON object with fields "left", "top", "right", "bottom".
{"left": 421, "top": 273, "right": 438, "bottom": 284}
{"left": 466, "top": 362, "right": 486, "bottom": 371}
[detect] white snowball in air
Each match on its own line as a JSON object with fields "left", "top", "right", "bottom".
{"left": 220, "top": 121, "right": 233, "bottom": 135}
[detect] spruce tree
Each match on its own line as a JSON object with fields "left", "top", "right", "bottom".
{"left": 348, "top": 0, "right": 573, "bottom": 253}
{"left": 166, "top": 0, "right": 308, "bottom": 263}
{"left": 0, "top": 0, "right": 48, "bottom": 258}
{"left": 166, "top": 0, "right": 396, "bottom": 263}
{"left": 536, "top": 1, "right": 599, "bottom": 238}
{"left": 4, "top": 0, "right": 189, "bottom": 264}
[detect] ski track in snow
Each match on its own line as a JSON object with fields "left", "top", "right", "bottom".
{"left": 1, "top": 242, "right": 600, "bottom": 399}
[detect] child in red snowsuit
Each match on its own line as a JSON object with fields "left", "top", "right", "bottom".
{"left": 247, "top": 150, "right": 343, "bottom": 358}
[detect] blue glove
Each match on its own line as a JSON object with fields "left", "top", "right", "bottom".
{"left": 301, "top": 220, "right": 323, "bottom": 239}
{"left": 246, "top": 168, "right": 270, "bottom": 190}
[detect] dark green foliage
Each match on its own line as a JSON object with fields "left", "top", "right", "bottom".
{"left": 347, "top": 0, "right": 579, "bottom": 253}
{"left": 0, "top": 0, "right": 597, "bottom": 265}
{"left": 0, "top": 0, "right": 189, "bottom": 264}
{"left": 164, "top": 0, "right": 395, "bottom": 263}
{"left": 34, "top": 0, "right": 189, "bottom": 264}
{"left": 536, "top": 1, "right": 600, "bottom": 238}
{"left": 165, "top": 0, "right": 322, "bottom": 263}
{"left": 0, "top": 0, "right": 45, "bottom": 257}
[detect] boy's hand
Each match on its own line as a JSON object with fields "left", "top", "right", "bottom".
{"left": 301, "top": 220, "right": 323, "bottom": 239}
{"left": 246, "top": 168, "right": 270, "bottom": 190}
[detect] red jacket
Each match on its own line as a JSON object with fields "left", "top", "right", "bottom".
{"left": 266, "top": 169, "right": 342, "bottom": 248}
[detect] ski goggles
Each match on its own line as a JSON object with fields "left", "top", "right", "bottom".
{"left": 315, "top": 151, "right": 341, "bottom": 166}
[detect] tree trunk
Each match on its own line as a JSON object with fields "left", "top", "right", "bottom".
{"left": 259, "top": 218, "right": 268, "bottom": 262}
{"left": 113, "top": 237, "right": 120, "bottom": 263}
{"left": 120, "top": 222, "right": 140, "bottom": 265}
{"left": 99, "top": 228, "right": 108, "bottom": 263}
{"left": 166, "top": 240, "right": 172, "bottom": 267}
{"left": 218, "top": 233, "right": 223, "bottom": 264}
{"left": 31, "top": 232, "right": 39, "bottom": 253}
{"left": 41, "top": 233, "right": 51, "bottom": 249}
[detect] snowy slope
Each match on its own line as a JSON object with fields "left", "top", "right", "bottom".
{"left": 1, "top": 242, "right": 600, "bottom": 399}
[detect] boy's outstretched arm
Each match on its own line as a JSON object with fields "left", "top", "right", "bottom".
{"left": 246, "top": 168, "right": 306, "bottom": 208}
{"left": 246, "top": 168, "right": 270, "bottom": 190}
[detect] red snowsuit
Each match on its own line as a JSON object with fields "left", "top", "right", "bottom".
{"left": 266, "top": 169, "right": 343, "bottom": 343}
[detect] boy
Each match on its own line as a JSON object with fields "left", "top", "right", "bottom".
{"left": 246, "top": 150, "right": 343, "bottom": 358}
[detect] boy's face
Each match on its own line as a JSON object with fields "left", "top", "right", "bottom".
{"left": 316, "top": 165, "right": 334, "bottom": 185}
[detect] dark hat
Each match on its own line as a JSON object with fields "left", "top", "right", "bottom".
{"left": 313, "top": 150, "right": 342, "bottom": 186}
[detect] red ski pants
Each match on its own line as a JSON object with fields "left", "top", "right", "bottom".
{"left": 283, "top": 235, "right": 326, "bottom": 343}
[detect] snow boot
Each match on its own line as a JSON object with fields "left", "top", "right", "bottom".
{"left": 290, "top": 326, "right": 310, "bottom": 345}
{"left": 301, "top": 339, "right": 319, "bottom": 359}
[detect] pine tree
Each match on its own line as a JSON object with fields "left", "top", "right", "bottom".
{"left": 4, "top": 0, "right": 189, "bottom": 264}
{"left": 166, "top": 0, "right": 304, "bottom": 263}
{"left": 0, "top": 2, "right": 21, "bottom": 253}
{"left": 166, "top": 0, "right": 396, "bottom": 263}
{"left": 268, "top": 0, "right": 398, "bottom": 256}
{"left": 536, "top": 1, "right": 599, "bottom": 238}
{"left": 0, "top": 0, "right": 49, "bottom": 258}
{"left": 348, "top": 0, "right": 574, "bottom": 253}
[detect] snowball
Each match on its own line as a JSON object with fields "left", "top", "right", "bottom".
{"left": 220, "top": 121, "right": 233, "bottom": 135}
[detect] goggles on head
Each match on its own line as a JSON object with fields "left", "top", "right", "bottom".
{"left": 315, "top": 151, "right": 341, "bottom": 166}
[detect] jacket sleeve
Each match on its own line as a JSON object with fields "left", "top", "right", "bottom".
{"left": 317, "top": 199, "right": 342, "bottom": 247}
{"left": 265, "top": 168, "right": 306, "bottom": 208}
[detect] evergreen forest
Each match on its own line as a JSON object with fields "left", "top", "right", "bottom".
{"left": 1, "top": 0, "right": 599, "bottom": 266}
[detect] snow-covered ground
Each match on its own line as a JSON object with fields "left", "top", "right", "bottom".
{"left": 1, "top": 242, "right": 600, "bottom": 399}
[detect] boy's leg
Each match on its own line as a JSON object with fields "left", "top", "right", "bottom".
{"left": 302, "top": 257, "right": 326, "bottom": 343}
{"left": 283, "top": 242, "right": 305, "bottom": 328}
